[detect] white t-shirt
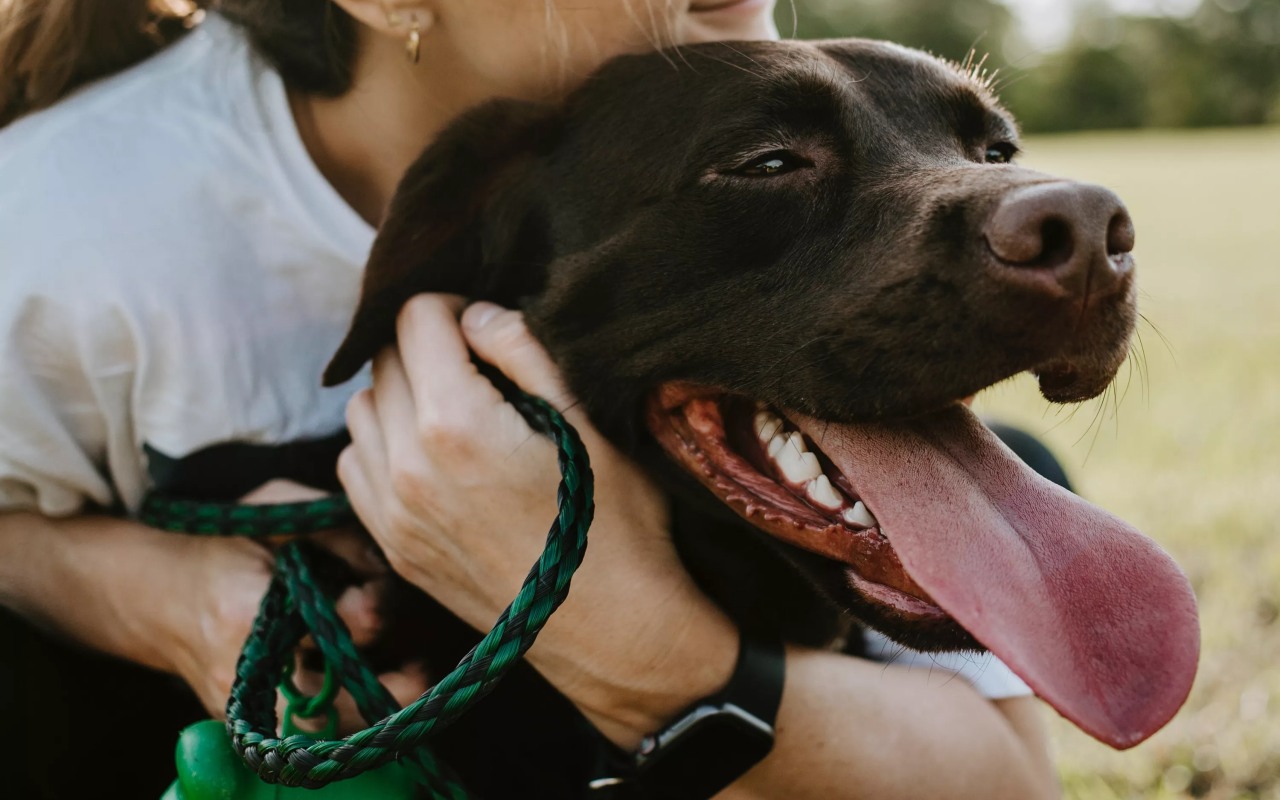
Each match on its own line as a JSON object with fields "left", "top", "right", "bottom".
{"left": 0, "top": 14, "right": 1029, "bottom": 700}
{"left": 0, "top": 14, "right": 375, "bottom": 515}
{"left": 861, "top": 630, "right": 1029, "bottom": 699}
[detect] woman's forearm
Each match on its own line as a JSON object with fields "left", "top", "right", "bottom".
{"left": 530, "top": 590, "right": 1057, "bottom": 800}
{"left": 0, "top": 511, "right": 186, "bottom": 672}
{"left": 721, "top": 647, "right": 1058, "bottom": 800}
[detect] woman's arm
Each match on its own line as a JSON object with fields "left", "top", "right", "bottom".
{"left": 0, "top": 511, "right": 273, "bottom": 710}
{"left": 605, "top": 645, "right": 1058, "bottom": 800}
{"left": 340, "top": 295, "right": 1060, "bottom": 800}
{"left": 0, "top": 508, "right": 425, "bottom": 727}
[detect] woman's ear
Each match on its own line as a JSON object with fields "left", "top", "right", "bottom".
{"left": 329, "top": 1, "right": 435, "bottom": 38}
{"left": 323, "top": 99, "right": 559, "bottom": 386}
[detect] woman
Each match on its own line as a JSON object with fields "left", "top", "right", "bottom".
{"left": 0, "top": 1, "right": 1057, "bottom": 796}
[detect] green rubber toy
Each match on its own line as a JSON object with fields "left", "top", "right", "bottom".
{"left": 162, "top": 720, "right": 422, "bottom": 800}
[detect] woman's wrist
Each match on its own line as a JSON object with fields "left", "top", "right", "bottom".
{"left": 0, "top": 511, "right": 266, "bottom": 683}
{"left": 1, "top": 512, "right": 176, "bottom": 669}
{"left": 524, "top": 567, "right": 740, "bottom": 749}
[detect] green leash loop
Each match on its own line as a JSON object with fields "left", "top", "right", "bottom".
{"left": 141, "top": 390, "right": 594, "bottom": 796}
{"left": 279, "top": 660, "right": 339, "bottom": 726}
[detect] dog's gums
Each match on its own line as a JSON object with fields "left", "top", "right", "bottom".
{"left": 646, "top": 382, "right": 948, "bottom": 627}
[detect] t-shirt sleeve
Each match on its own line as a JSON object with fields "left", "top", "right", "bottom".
{"left": 0, "top": 294, "right": 116, "bottom": 516}
{"left": 860, "top": 628, "right": 1033, "bottom": 700}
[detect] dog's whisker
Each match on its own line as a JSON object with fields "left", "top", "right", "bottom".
{"left": 1110, "top": 378, "right": 1122, "bottom": 439}
{"left": 1119, "top": 352, "right": 1137, "bottom": 411}
{"left": 1074, "top": 385, "right": 1115, "bottom": 464}
{"left": 1138, "top": 313, "right": 1176, "bottom": 363}
{"left": 1133, "top": 332, "right": 1153, "bottom": 407}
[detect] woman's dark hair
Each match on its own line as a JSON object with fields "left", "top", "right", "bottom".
{"left": 0, "top": 1, "right": 357, "bottom": 129}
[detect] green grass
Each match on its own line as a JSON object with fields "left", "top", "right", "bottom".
{"left": 970, "top": 127, "right": 1280, "bottom": 799}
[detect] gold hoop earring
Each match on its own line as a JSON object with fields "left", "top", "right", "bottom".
{"left": 405, "top": 20, "right": 421, "bottom": 64}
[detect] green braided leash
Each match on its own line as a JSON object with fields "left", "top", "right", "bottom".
{"left": 140, "top": 390, "right": 594, "bottom": 796}
{"left": 139, "top": 495, "right": 355, "bottom": 537}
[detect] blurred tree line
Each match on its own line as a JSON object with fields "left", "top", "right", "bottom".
{"left": 777, "top": 0, "right": 1280, "bottom": 131}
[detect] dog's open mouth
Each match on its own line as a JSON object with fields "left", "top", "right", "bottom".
{"left": 647, "top": 385, "right": 949, "bottom": 625}
{"left": 646, "top": 381, "right": 1200, "bottom": 750}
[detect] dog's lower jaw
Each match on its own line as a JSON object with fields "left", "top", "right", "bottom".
{"left": 645, "top": 384, "right": 974, "bottom": 632}
{"left": 651, "top": 407, "right": 982, "bottom": 653}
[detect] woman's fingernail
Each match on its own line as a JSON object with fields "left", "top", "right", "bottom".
{"left": 463, "top": 302, "right": 503, "bottom": 332}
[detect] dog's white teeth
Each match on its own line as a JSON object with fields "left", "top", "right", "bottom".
{"left": 754, "top": 411, "right": 785, "bottom": 443}
{"left": 806, "top": 475, "right": 843, "bottom": 510}
{"left": 766, "top": 434, "right": 787, "bottom": 458}
{"left": 786, "top": 431, "right": 808, "bottom": 454}
{"left": 777, "top": 447, "right": 823, "bottom": 484}
{"left": 797, "top": 453, "right": 823, "bottom": 482}
{"left": 843, "top": 501, "right": 878, "bottom": 529}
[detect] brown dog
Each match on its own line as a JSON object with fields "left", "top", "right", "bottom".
{"left": 325, "top": 39, "right": 1198, "bottom": 752}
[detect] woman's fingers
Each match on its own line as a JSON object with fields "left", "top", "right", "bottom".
{"left": 460, "top": 302, "right": 577, "bottom": 413}
{"left": 332, "top": 582, "right": 384, "bottom": 647}
{"left": 368, "top": 349, "right": 433, "bottom": 473}
{"left": 309, "top": 528, "right": 386, "bottom": 581}
{"left": 379, "top": 663, "right": 432, "bottom": 708}
{"left": 394, "top": 294, "right": 505, "bottom": 427}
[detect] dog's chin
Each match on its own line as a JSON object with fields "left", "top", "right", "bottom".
{"left": 1033, "top": 356, "right": 1127, "bottom": 404}
{"left": 645, "top": 382, "right": 980, "bottom": 650}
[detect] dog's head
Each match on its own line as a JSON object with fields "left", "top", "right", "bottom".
{"left": 324, "top": 39, "right": 1198, "bottom": 749}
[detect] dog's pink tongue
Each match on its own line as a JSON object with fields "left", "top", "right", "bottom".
{"left": 794, "top": 405, "right": 1199, "bottom": 749}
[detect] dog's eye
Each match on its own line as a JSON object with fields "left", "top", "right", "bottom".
{"left": 985, "top": 143, "right": 1018, "bottom": 164}
{"left": 733, "top": 150, "right": 811, "bottom": 177}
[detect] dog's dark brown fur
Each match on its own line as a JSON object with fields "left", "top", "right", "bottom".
{"left": 326, "top": 38, "right": 1137, "bottom": 656}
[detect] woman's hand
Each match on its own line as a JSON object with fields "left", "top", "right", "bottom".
{"left": 339, "top": 294, "right": 739, "bottom": 745}
{"left": 161, "top": 481, "right": 428, "bottom": 731}
{"left": 0, "top": 491, "right": 426, "bottom": 734}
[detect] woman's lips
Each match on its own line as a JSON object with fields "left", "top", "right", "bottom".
{"left": 690, "top": 0, "right": 771, "bottom": 14}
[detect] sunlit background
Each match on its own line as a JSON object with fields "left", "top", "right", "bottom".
{"left": 774, "top": 1, "right": 1280, "bottom": 798}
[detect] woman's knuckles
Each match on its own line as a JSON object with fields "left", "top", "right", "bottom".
{"left": 387, "top": 460, "right": 436, "bottom": 507}
{"left": 414, "top": 415, "right": 480, "bottom": 461}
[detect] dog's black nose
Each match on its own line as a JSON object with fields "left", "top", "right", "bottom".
{"left": 984, "top": 182, "right": 1135, "bottom": 298}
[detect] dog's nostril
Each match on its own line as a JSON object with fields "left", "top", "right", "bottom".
{"left": 1038, "top": 217, "right": 1074, "bottom": 268}
{"left": 1106, "top": 211, "right": 1136, "bottom": 257}
{"left": 986, "top": 182, "right": 1135, "bottom": 298}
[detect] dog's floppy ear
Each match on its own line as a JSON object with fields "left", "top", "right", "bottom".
{"left": 323, "top": 100, "right": 559, "bottom": 386}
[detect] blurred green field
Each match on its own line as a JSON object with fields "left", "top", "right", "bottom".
{"left": 972, "top": 127, "right": 1280, "bottom": 799}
